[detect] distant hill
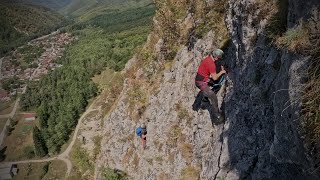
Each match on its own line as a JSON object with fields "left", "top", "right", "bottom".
{"left": 1, "top": 0, "right": 71, "bottom": 10}
{"left": 60, "top": 0, "right": 152, "bottom": 17}
{"left": 2, "top": 0, "right": 152, "bottom": 17}
{"left": 0, "top": 3, "right": 67, "bottom": 56}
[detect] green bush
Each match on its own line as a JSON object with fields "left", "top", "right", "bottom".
{"left": 23, "top": 146, "right": 35, "bottom": 159}
{"left": 266, "top": 0, "right": 289, "bottom": 41}
{"left": 102, "top": 168, "right": 125, "bottom": 180}
{"left": 72, "top": 147, "right": 93, "bottom": 172}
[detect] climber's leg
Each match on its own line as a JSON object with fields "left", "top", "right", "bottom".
{"left": 202, "top": 86, "right": 219, "bottom": 115}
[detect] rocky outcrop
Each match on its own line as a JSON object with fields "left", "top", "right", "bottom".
{"left": 96, "top": 0, "right": 320, "bottom": 179}
{"left": 96, "top": 31, "right": 225, "bottom": 179}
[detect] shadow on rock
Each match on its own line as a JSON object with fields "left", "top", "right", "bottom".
{"left": 192, "top": 91, "right": 224, "bottom": 126}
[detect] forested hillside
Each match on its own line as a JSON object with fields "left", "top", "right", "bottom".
{"left": 2, "top": 0, "right": 71, "bottom": 10}
{"left": 21, "top": 4, "right": 156, "bottom": 154}
{"left": 0, "top": 3, "right": 67, "bottom": 56}
{"left": 61, "top": 0, "right": 152, "bottom": 17}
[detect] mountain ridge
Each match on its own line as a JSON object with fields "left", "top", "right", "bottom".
{"left": 0, "top": 3, "right": 67, "bottom": 56}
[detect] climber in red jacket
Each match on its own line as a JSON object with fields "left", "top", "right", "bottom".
{"left": 195, "top": 49, "right": 226, "bottom": 120}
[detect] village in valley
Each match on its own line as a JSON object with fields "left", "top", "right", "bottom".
{"left": 0, "top": 32, "right": 75, "bottom": 101}
{"left": 0, "top": 31, "right": 76, "bottom": 179}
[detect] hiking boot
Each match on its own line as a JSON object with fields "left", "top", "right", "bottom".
{"left": 202, "top": 97, "right": 209, "bottom": 102}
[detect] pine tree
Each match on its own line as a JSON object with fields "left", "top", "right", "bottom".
{"left": 33, "top": 126, "right": 48, "bottom": 157}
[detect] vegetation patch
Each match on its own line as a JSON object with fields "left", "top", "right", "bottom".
{"left": 1, "top": 115, "right": 36, "bottom": 161}
{"left": 195, "top": 0, "right": 228, "bottom": 40}
{"left": 272, "top": 8, "right": 320, "bottom": 173}
{"left": 93, "top": 135, "right": 102, "bottom": 160}
{"left": 101, "top": 167, "right": 126, "bottom": 180}
{"left": 126, "top": 81, "right": 148, "bottom": 121}
{"left": 71, "top": 142, "right": 94, "bottom": 175}
{"left": 275, "top": 22, "right": 310, "bottom": 52}
{"left": 265, "top": 0, "right": 289, "bottom": 42}
{"left": 297, "top": 9, "right": 320, "bottom": 170}
{"left": 17, "top": 44, "right": 45, "bottom": 66}
{"left": 1, "top": 77, "right": 23, "bottom": 93}
{"left": 180, "top": 166, "right": 200, "bottom": 180}
{"left": 179, "top": 143, "right": 193, "bottom": 163}
{"left": 155, "top": 156, "right": 163, "bottom": 162}
{"left": 175, "top": 102, "right": 193, "bottom": 124}
{"left": 12, "top": 161, "right": 66, "bottom": 180}
{"left": 167, "top": 124, "right": 185, "bottom": 147}
{"left": 93, "top": 68, "right": 124, "bottom": 118}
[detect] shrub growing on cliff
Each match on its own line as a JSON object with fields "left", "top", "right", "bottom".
{"left": 266, "top": 0, "right": 289, "bottom": 41}
{"left": 72, "top": 145, "right": 93, "bottom": 173}
{"left": 275, "top": 22, "right": 311, "bottom": 52}
{"left": 180, "top": 166, "right": 200, "bottom": 180}
{"left": 195, "top": 0, "right": 228, "bottom": 39}
{"left": 102, "top": 168, "right": 125, "bottom": 180}
{"left": 291, "top": 9, "right": 320, "bottom": 169}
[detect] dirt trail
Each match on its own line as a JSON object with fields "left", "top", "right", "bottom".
{"left": 0, "top": 101, "right": 98, "bottom": 177}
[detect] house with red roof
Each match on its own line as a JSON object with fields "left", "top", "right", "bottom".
{"left": 23, "top": 113, "right": 36, "bottom": 121}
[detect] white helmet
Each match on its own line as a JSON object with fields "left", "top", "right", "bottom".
{"left": 141, "top": 123, "right": 146, "bottom": 129}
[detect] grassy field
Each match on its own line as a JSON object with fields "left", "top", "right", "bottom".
{"left": 42, "top": 161, "right": 67, "bottom": 180}
{"left": 12, "top": 160, "right": 66, "bottom": 180}
{"left": 0, "top": 99, "right": 15, "bottom": 115}
{"left": 2, "top": 115, "right": 37, "bottom": 161}
{"left": 92, "top": 68, "right": 124, "bottom": 117}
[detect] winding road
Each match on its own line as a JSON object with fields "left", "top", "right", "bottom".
{"left": 0, "top": 101, "right": 98, "bottom": 177}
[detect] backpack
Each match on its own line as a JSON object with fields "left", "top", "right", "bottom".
{"left": 136, "top": 127, "right": 142, "bottom": 137}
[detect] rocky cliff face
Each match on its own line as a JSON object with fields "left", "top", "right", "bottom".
{"left": 96, "top": 0, "right": 320, "bottom": 179}
{"left": 223, "top": 0, "right": 319, "bottom": 179}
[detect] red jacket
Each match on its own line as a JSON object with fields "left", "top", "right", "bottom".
{"left": 195, "top": 56, "right": 216, "bottom": 90}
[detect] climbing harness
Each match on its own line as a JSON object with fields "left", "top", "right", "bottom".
{"left": 208, "top": 75, "right": 225, "bottom": 91}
